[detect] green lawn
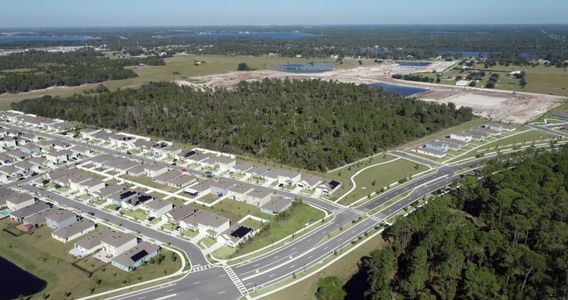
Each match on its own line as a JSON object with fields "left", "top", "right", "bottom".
{"left": 121, "top": 175, "right": 178, "bottom": 193}
{"left": 212, "top": 246, "right": 236, "bottom": 260}
{"left": 199, "top": 237, "right": 217, "bottom": 248}
{"left": 104, "top": 204, "right": 120, "bottom": 211}
{"left": 332, "top": 158, "right": 430, "bottom": 205}
{"left": 122, "top": 209, "right": 148, "bottom": 221}
{"left": 412, "top": 64, "right": 568, "bottom": 97}
{"left": 0, "top": 220, "right": 180, "bottom": 300}
{"left": 231, "top": 203, "right": 325, "bottom": 257}
{"left": 191, "top": 199, "right": 267, "bottom": 224}
{"left": 198, "top": 193, "right": 221, "bottom": 204}
{"left": 182, "top": 229, "right": 199, "bottom": 239}
{"left": 241, "top": 218, "right": 263, "bottom": 229}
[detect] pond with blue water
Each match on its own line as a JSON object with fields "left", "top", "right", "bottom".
{"left": 369, "top": 82, "right": 428, "bottom": 97}
{"left": 0, "top": 256, "right": 47, "bottom": 299}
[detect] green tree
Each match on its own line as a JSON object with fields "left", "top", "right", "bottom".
{"left": 315, "top": 276, "right": 346, "bottom": 300}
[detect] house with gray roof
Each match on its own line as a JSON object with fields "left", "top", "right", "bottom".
{"left": 112, "top": 242, "right": 159, "bottom": 272}
{"left": 179, "top": 209, "right": 230, "bottom": 237}
{"left": 52, "top": 219, "right": 95, "bottom": 243}
{"left": 46, "top": 209, "right": 77, "bottom": 229}
{"left": 11, "top": 201, "right": 51, "bottom": 222}
{"left": 261, "top": 196, "right": 293, "bottom": 216}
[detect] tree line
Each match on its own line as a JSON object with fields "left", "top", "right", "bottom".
{"left": 13, "top": 79, "right": 472, "bottom": 171}
{"left": 354, "top": 146, "right": 568, "bottom": 299}
{"left": 0, "top": 50, "right": 165, "bottom": 93}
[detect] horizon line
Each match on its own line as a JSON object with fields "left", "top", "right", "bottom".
{"left": 1, "top": 23, "right": 568, "bottom": 30}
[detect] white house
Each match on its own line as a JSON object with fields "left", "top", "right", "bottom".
{"left": 179, "top": 210, "right": 230, "bottom": 237}
{"left": 450, "top": 132, "right": 473, "bottom": 143}
{"left": 142, "top": 199, "right": 173, "bottom": 218}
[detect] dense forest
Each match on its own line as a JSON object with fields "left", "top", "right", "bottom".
{"left": 13, "top": 79, "right": 472, "bottom": 171}
{"left": 0, "top": 50, "right": 165, "bottom": 93}
{"left": 352, "top": 147, "right": 568, "bottom": 299}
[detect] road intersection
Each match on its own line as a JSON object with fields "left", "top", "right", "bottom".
{"left": 4, "top": 121, "right": 564, "bottom": 300}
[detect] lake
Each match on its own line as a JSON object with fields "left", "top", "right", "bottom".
{"left": 275, "top": 62, "right": 336, "bottom": 73}
{"left": 0, "top": 256, "right": 47, "bottom": 299}
{"left": 369, "top": 82, "right": 428, "bottom": 97}
{"left": 0, "top": 34, "right": 93, "bottom": 43}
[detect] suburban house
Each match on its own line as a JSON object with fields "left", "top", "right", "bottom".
{"left": 109, "top": 133, "right": 137, "bottom": 149}
{"left": 106, "top": 189, "right": 139, "bottom": 206}
{"left": 261, "top": 196, "right": 293, "bottom": 215}
{"left": 265, "top": 169, "right": 302, "bottom": 185}
{"left": 166, "top": 205, "right": 196, "bottom": 223}
{"left": 94, "top": 184, "right": 125, "bottom": 200}
{"left": 122, "top": 192, "right": 155, "bottom": 209}
{"left": 416, "top": 147, "right": 447, "bottom": 158}
{"left": 317, "top": 180, "right": 342, "bottom": 195}
{"left": 248, "top": 167, "right": 269, "bottom": 179}
{"left": 126, "top": 165, "right": 145, "bottom": 177}
{"left": 46, "top": 149, "right": 74, "bottom": 163}
{"left": 73, "top": 230, "right": 136, "bottom": 258}
{"left": 143, "top": 163, "right": 169, "bottom": 178}
{"left": 297, "top": 175, "right": 324, "bottom": 190}
{"left": 202, "top": 155, "right": 237, "bottom": 171}
{"left": 112, "top": 242, "right": 159, "bottom": 272}
{"left": 450, "top": 131, "right": 473, "bottom": 143}
{"left": 232, "top": 161, "right": 254, "bottom": 174}
{"left": 441, "top": 138, "right": 467, "bottom": 150}
{"left": 424, "top": 140, "right": 450, "bottom": 152}
{"left": 227, "top": 184, "right": 254, "bottom": 202}
{"left": 14, "top": 161, "right": 38, "bottom": 173}
{"left": 22, "top": 208, "right": 56, "bottom": 229}
{"left": 52, "top": 219, "right": 96, "bottom": 243}
{"left": 0, "top": 165, "right": 21, "bottom": 177}
{"left": 20, "top": 143, "right": 42, "bottom": 155}
{"left": 242, "top": 188, "right": 273, "bottom": 207}
{"left": 179, "top": 209, "right": 230, "bottom": 237}
{"left": 10, "top": 201, "right": 51, "bottom": 222}
{"left": 46, "top": 209, "right": 77, "bottom": 229}
{"left": 154, "top": 170, "right": 196, "bottom": 188}
{"left": 100, "top": 232, "right": 138, "bottom": 257}
{"left": 5, "top": 191, "right": 36, "bottom": 211}
{"left": 143, "top": 199, "right": 173, "bottom": 218}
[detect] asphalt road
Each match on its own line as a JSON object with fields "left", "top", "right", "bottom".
{"left": 1, "top": 122, "right": 492, "bottom": 300}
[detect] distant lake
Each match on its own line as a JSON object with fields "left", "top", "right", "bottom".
{"left": 186, "top": 32, "right": 320, "bottom": 39}
{"left": 0, "top": 34, "right": 93, "bottom": 43}
{"left": 0, "top": 256, "right": 47, "bottom": 299}
{"left": 369, "top": 82, "right": 428, "bottom": 97}
{"left": 275, "top": 62, "right": 336, "bottom": 73}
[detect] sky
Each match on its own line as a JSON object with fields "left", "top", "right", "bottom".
{"left": 1, "top": 0, "right": 568, "bottom": 28}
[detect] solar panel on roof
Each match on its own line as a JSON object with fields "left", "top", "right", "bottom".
{"left": 130, "top": 250, "right": 149, "bottom": 262}
{"left": 230, "top": 226, "right": 252, "bottom": 238}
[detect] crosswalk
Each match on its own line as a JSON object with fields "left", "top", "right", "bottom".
{"left": 189, "top": 264, "right": 214, "bottom": 273}
{"left": 351, "top": 208, "right": 367, "bottom": 216}
{"left": 223, "top": 265, "right": 248, "bottom": 295}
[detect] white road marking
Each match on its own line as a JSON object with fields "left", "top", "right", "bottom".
{"left": 154, "top": 294, "right": 177, "bottom": 300}
{"left": 217, "top": 291, "right": 226, "bottom": 295}
{"left": 166, "top": 288, "right": 175, "bottom": 292}
{"left": 194, "top": 281, "right": 201, "bottom": 285}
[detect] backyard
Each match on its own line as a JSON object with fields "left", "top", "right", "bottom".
{"left": 0, "top": 219, "right": 180, "bottom": 300}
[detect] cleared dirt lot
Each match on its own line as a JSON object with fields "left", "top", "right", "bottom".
{"left": 190, "top": 61, "right": 564, "bottom": 124}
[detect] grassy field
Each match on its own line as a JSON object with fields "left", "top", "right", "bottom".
{"left": 0, "top": 54, "right": 336, "bottom": 110}
{"left": 190, "top": 199, "right": 268, "bottom": 224}
{"left": 415, "top": 64, "right": 568, "bottom": 97}
{"left": 265, "top": 235, "right": 387, "bottom": 300}
{"left": 330, "top": 158, "right": 430, "bottom": 205}
{"left": 0, "top": 219, "right": 180, "bottom": 300}
{"left": 231, "top": 203, "right": 325, "bottom": 257}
